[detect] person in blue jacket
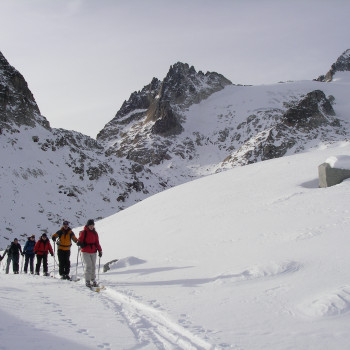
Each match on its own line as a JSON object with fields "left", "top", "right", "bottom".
{"left": 23, "top": 235, "right": 36, "bottom": 274}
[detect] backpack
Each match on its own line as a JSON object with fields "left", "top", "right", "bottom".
{"left": 78, "top": 229, "right": 97, "bottom": 250}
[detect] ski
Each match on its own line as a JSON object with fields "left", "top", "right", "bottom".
{"left": 88, "top": 284, "right": 105, "bottom": 292}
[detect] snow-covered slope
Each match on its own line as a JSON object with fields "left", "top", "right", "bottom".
{"left": 0, "top": 124, "right": 167, "bottom": 248}
{"left": 2, "top": 143, "right": 350, "bottom": 349}
{"left": 1, "top": 50, "right": 350, "bottom": 255}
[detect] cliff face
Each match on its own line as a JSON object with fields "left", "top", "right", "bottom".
{"left": 316, "top": 49, "right": 350, "bottom": 82}
{"left": 97, "top": 62, "right": 232, "bottom": 165}
{"left": 0, "top": 52, "right": 50, "bottom": 132}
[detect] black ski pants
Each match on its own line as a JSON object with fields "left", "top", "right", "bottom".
{"left": 6, "top": 254, "right": 20, "bottom": 274}
{"left": 24, "top": 253, "right": 35, "bottom": 274}
{"left": 35, "top": 254, "right": 48, "bottom": 274}
{"left": 57, "top": 249, "right": 71, "bottom": 276}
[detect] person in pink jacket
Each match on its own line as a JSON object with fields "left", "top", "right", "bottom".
{"left": 78, "top": 219, "right": 102, "bottom": 288}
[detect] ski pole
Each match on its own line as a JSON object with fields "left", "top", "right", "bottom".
{"left": 20, "top": 255, "right": 24, "bottom": 273}
{"left": 75, "top": 248, "right": 80, "bottom": 279}
{"left": 98, "top": 256, "right": 101, "bottom": 282}
{"left": 80, "top": 251, "right": 84, "bottom": 269}
{"left": 53, "top": 241, "right": 56, "bottom": 277}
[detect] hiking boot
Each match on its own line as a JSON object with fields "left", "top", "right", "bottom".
{"left": 91, "top": 281, "right": 98, "bottom": 287}
{"left": 85, "top": 281, "right": 92, "bottom": 288}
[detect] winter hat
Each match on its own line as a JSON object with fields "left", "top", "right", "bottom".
{"left": 86, "top": 219, "right": 95, "bottom": 226}
{"left": 63, "top": 220, "right": 69, "bottom": 225}
{"left": 42, "top": 233, "right": 47, "bottom": 238}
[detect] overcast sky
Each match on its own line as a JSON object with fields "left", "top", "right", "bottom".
{"left": 1, "top": 0, "right": 349, "bottom": 138}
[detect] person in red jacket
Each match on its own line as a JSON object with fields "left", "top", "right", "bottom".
{"left": 78, "top": 219, "right": 102, "bottom": 288}
{"left": 34, "top": 233, "right": 53, "bottom": 276}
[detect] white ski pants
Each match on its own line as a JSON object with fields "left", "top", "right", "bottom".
{"left": 82, "top": 252, "right": 97, "bottom": 282}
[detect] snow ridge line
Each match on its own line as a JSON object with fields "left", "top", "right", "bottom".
{"left": 104, "top": 288, "right": 220, "bottom": 350}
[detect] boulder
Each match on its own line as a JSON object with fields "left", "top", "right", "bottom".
{"left": 103, "top": 259, "right": 119, "bottom": 272}
{"left": 318, "top": 156, "right": 350, "bottom": 187}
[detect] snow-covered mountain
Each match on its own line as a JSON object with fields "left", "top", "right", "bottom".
{"left": 2, "top": 142, "right": 350, "bottom": 349}
{"left": 1, "top": 49, "right": 350, "bottom": 249}
{"left": 96, "top": 51, "right": 350, "bottom": 181}
{"left": 0, "top": 52, "right": 167, "bottom": 248}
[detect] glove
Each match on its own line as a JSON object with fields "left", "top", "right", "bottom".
{"left": 50, "top": 253, "right": 53, "bottom": 256}
{"left": 52, "top": 237, "right": 56, "bottom": 242}
{"left": 98, "top": 251, "right": 102, "bottom": 258}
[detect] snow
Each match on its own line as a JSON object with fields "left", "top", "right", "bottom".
{"left": 2, "top": 141, "right": 350, "bottom": 349}
{"left": 325, "top": 155, "right": 350, "bottom": 169}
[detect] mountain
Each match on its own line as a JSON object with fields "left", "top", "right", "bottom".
{"left": 0, "top": 52, "right": 168, "bottom": 247}
{"left": 1, "top": 50, "right": 350, "bottom": 248}
{"left": 97, "top": 52, "right": 349, "bottom": 181}
{"left": 2, "top": 142, "right": 350, "bottom": 349}
{"left": 317, "top": 49, "right": 350, "bottom": 82}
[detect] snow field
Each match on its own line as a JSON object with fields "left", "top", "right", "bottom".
{"left": 1, "top": 72, "right": 350, "bottom": 348}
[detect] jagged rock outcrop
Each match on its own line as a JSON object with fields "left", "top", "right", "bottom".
{"left": 316, "top": 49, "right": 350, "bottom": 82}
{"left": 221, "top": 90, "right": 343, "bottom": 168}
{"left": 97, "top": 77, "right": 162, "bottom": 143}
{"left": 97, "top": 62, "right": 232, "bottom": 163}
{"left": 0, "top": 51, "right": 50, "bottom": 131}
{"left": 282, "top": 90, "right": 335, "bottom": 128}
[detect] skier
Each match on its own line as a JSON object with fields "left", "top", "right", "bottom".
{"left": 23, "top": 235, "right": 36, "bottom": 274}
{"left": 5, "top": 238, "right": 23, "bottom": 274}
{"left": 51, "top": 220, "right": 78, "bottom": 279}
{"left": 34, "top": 233, "right": 53, "bottom": 276}
{"left": 77, "top": 219, "right": 102, "bottom": 288}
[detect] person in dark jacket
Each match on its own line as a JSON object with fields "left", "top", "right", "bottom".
{"left": 23, "top": 235, "right": 36, "bottom": 274}
{"left": 34, "top": 233, "right": 53, "bottom": 276}
{"left": 52, "top": 220, "right": 78, "bottom": 280}
{"left": 77, "top": 219, "right": 102, "bottom": 288}
{"left": 6, "top": 238, "right": 23, "bottom": 274}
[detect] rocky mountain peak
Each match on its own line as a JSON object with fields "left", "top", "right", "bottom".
{"left": 158, "top": 62, "right": 232, "bottom": 106}
{"left": 97, "top": 62, "right": 232, "bottom": 143}
{"left": 316, "top": 49, "right": 350, "bottom": 82}
{"left": 0, "top": 51, "right": 50, "bottom": 132}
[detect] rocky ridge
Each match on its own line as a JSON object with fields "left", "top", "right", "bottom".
{"left": 1, "top": 50, "right": 350, "bottom": 247}
{"left": 317, "top": 49, "right": 350, "bottom": 82}
{"left": 0, "top": 51, "right": 168, "bottom": 247}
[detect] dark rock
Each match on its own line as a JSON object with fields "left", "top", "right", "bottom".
{"left": 103, "top": 259, "right": 119, "bottom": 272}
{"left": 316, "top": 49, "right": 350, "bottom": 81}
{"left": 282, "top": 90, "right": 335, "bottom": 128}
{"left": 150, "top": 102, "right": 183, "bottom": 136}
{"left": 0, "top": 51, "right": 50, "bottom": 131}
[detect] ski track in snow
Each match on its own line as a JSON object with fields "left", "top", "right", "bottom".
{"left": 100, "top": 287, "right": 222, "bottom": 350}
{"left": 0, "top": 273, "right": 223, "bottom": 350}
